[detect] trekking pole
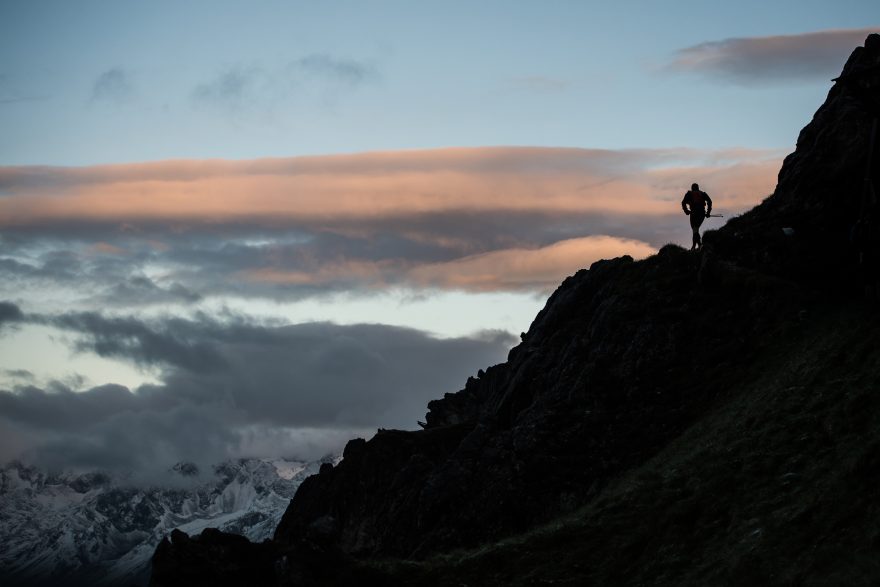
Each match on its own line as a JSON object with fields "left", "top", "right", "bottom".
{"left": 706, "top": 214, "right": 724, "bottom": 218}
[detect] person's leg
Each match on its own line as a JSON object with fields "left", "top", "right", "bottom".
{"left": 690, "top": 213, "right": 705, "bottom": 249}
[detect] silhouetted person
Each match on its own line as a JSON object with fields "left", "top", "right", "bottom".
{"left": 681, "top": 183, "right": 713, "bottom": 250}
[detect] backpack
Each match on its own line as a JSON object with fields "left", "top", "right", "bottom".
{"left": 688, "top": 190, "right": 706, "bottom": 210}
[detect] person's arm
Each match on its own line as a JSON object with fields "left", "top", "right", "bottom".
{"left": 705, "top": 192, "right": 713, "bottom": 216}
{"left": 681, "top": 193, "right": 690, "bottom": 214}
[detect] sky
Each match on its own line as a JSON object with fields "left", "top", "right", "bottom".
{"left": 0, "top": 0, "right": 877, "bottom": 477}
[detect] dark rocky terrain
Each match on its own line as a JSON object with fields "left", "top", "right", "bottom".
{"left": 150, "top": 34, "right": 880, "bottom": 586}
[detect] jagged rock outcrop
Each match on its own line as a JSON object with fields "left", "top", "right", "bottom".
{"left": 152, "top": 529, "right": 280, "bottom": 587}
{"left": 151, "top": 34, "right": 880, "bottom": 586}
{"left": 151, "top": 525, "right": 382, "bottom": 586}
{"left": 709, "top": 33, "right": 880, "bottom": 283}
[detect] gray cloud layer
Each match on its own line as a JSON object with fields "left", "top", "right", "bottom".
{"left": 293, "top": 53, "right": 379, "bottom": 86}
{"left": 669, "top": 28, "right": 877, "bottom": 85}
{"left": 0, "top": 301, "right": 24, "bottom": 329}
{"left": 0, "top": 301, "right": 515, "bottom": 474}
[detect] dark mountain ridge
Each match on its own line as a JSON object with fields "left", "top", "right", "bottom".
{"left": 151, "top": 34, "right": 880, "bottom": 586}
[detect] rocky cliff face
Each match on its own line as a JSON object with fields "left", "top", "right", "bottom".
{"left": 710, "top": 33, "right": 880, "bottom": 283}
{"left": 151, "top": 34, "right": 880, "bottom": 586}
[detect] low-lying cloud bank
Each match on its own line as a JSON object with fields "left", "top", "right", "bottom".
{"left": 0, "top": 146, "right": 781, "bottom": 306}
{"left": 0, "top": 301, "right": 515, "bottom": 478}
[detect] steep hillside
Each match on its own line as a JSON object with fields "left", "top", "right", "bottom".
{"left": 274, "top": 246, "right": 802, "bottom": 559}
{"left": 369, "top": 303, "right": 880, "bottom": 586}
{"left": 151, "top": 34, "right": 880, "bottom": 586}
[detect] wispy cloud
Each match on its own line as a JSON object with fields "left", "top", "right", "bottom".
{"left": 90, "top": 68, "right": 134, "bottom": 104}
{"left": 97, "top": 276, "right": 202, "bottom": 306}
{"left": 292, "top": 53, "right": 379, "bottom": 86}
{"left": 191, "top": 54, "right": 378, "bottom": 111}
{"left": 667, "top": 28, "right": 877, "bottom": 85}
{"left": 191, "top": 65, "right": 264, "bottom": 110}
{"left": 0, "top": 94, "right": 50, "bottom": 105}
{"left": 0, "top": 74, "right": 50, "bottom": 104}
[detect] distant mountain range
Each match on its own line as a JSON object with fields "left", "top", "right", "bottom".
{"left": 0, "top": 457, "right": 334, "bottom": 586}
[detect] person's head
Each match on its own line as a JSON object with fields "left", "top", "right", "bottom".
{"left": 691, "top": 183, "right": 699, "bottom": 191}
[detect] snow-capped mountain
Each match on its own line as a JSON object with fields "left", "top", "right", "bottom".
{"left": 0, "top": 457, "right": 333, "bottom": 586}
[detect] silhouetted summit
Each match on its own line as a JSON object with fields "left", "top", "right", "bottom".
{"left": 151, "top": 34, "right": 880, "bottom": 587}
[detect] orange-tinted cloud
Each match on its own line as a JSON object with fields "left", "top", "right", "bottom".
{"left": 407, "top": 236, "right": 656, "bottom": 292}
{"left": 88, "top": 242, "right": 128, "bottom": 256}
{"left": 0, "top": 147, "right": 782, "bottom": 296}
{"left": 0, "top": 147, "right": 780, "bottom": 227}
{"left": 241, "top": 260, "right": 397, "bottom": 288}
{"left": 238, "top": 236, "right": 656, "bottom": 293}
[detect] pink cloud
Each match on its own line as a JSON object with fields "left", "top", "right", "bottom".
{"left": 88, "top": 242, "right": 128, "bottom": 256}
{"left": 0, "top": 147, "right": 783, "bottom": 295}
{"left": 407, "top": 236, "right": 656, "bottom": 292}
{"left": 238, "top": 235, "right": 657, "bottom": 293}
{"left": 241, "top": 260, "right": 398, "bottom": 288}
{"left": 0, "top": 147, "right": 780, "bottom": 227}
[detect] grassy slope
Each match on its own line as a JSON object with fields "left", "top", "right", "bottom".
{"left": 365, "top": 301, "right": 880, "bottom": 586}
